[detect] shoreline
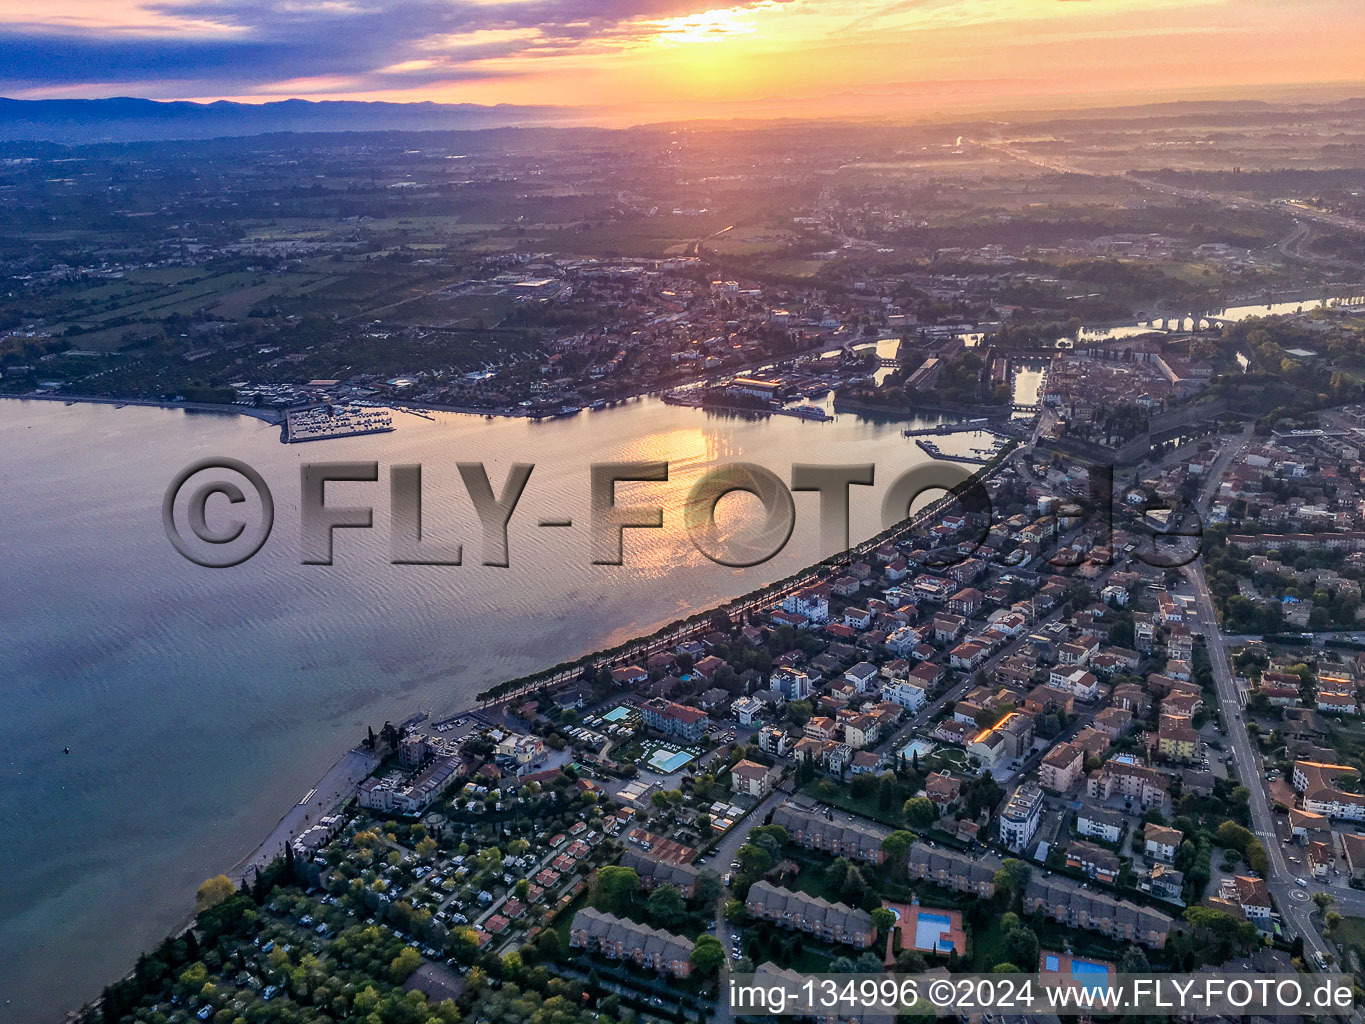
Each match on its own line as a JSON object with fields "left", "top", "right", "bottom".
{"left": 0, "top": 391, "right": 284, "bottom": 424}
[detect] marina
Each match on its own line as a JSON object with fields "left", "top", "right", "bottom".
{"left": 284, "top": 404, "right": 396, "bottom": 443}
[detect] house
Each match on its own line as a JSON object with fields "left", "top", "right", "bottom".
{"left": 1039, "top": 742, "right": 1084, "bottom": 793}
{"left": 733, "top": 695, "right": 766, "bottom": 727}
{"left": 906, "top": 841, "right": 999, "bottom": 897}
{"left": 772, "top": 803, "right": 889, "bottom": 864}
{"left": 1156, "top": 715, "right": 1199, "bottom": 763}
{"left": 1342, "top": 833, "right": 1365, "bottom": 880}
{"left": 1214, "top": 875, "right": 1273, "bottom": 927}
{"left": 950, "top": 642, "right": 987, "bottom": 670}
{"left": 850, "top": 750, "right": 882, "bottom": 776}
{"left": 1142, "top": 862, "right": 1184, "bottom": 902}
{"left": 757, "top": 725, "right": 789, "bottom": 757}
{"left": 731, "top": 759, "right": 780, "bottom": 798}
{"left": 641, "top": 699, "right": 709, "bottom": 742}
{"left": 569, "top": 908, "right": 693, "bottom": 977}
{"left": 1288, "top": 808, "right": 1330, "bottom": 843}
{"left": 948, "top": 587, "right": 984, "bottom": 617}
{"left": 1293, "top": 761, "right": 1365, "bottom": 820}
{"left": 843, "top": 662, "right": 880, "bottom": 693}
{"left": 619, "top": 849, "right": 700, "bottom": 897}
{"left": 1066, "top": 840, "right": 1121, "bottom": 884}
{"left": 908, "top": 662, "right": 946, "bottom": 689}
{"left": 1317, "top": 690, "right": 1358, "bottom": 715}
{"left": 610, "top": 665, "right": 649, "bottom": 686}
{"left": 1000, "top": 782, "right": 1044, "bottom": 851}
{"left": 1075, "top": 807, "right": 1125, "bottom": 845}
{"left": 1144, "top": 823, "right": 1182, "bottom": 863}
{"left": 843, "top": 607, "right": 873, "bottom": 630}
{"left": 838, "top": 711, "right": 879, "bottom": 749}
{"left": 883, "top": 679, "right": 927, "bottom": 713}
{"left": 925, "top": 771, "right": 961, "bottom": 810}
{"left": 968, "top": 711, "right": 1034, "bottom": 772}
{"left": 1024, "top": 877, "right": 1172, "bottom": 948}
{"left": 745, "top": 881, "right": 875, "bottom": 948}
{"left": 782, "top": 587, "right": 830, "bottom": 624}
{"left": 804, "top": 717, "right": 837, "bottom": 741}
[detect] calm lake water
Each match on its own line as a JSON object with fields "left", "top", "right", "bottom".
{"left": 0, "top": 395, "right": 957, "bottom": 1023}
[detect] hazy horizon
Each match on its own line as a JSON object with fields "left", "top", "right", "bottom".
{"left": 3, "top": 0, "right": 1365, "bottom": 125}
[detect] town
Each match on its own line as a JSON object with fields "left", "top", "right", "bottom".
{"left": 17, "top": 105, "right": 1365, "bottom": 1024}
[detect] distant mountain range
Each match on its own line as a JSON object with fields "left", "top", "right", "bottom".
{"left": 0, "top": 96, "right": 579, "bottom": 144}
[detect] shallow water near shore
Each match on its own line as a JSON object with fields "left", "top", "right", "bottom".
{"left": 0, "top": 394, "right": 958, "bottom": 1023}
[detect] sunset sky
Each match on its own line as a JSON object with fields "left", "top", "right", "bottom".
{"left": 2, "top": 0, "right": 1363, "bottom": 122}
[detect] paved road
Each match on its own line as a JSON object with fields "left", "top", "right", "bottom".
{"left": 709, "top": 788, "right": 788, "bottom": 1024}
{"left": 1183, "top": 431, "right": 1334, "bottom": 962}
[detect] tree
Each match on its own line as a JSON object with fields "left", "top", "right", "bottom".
{"left": 390, "top": 945, "right": 422, "bottom": 982}
{"left": 697, "top": 869, "right": 723, "bottom": 902}
{"left": 724, "top": 899, "right": 747, "bottom": 923}
{"left": 195, "top": 875, "right": 236, "bottom": 915}
{"left": 871, "top": 907, "right": 897, "bottom": 939}
{"left": 1118, "top": 946, "right": 1151, "bottom": 973}
{"left": 882, "top": 830, "right": 914, "bottom": 865}
{"left": 737, "top": 843, "right": 773, "bottom": 876}
{"left": 646, "top": 884, "right": 688, "bottom": 928}
{"left": 591, "top": 866, "right": 640, "bottom": 914}
{"left": 690, "top": 935, "right": 726, "bottom": 975}
{"left": 1003, "top": 925, "right": 1039, "bottom": 970}
{"left": 903, "top": 798, "right": 936, "bottom": 828}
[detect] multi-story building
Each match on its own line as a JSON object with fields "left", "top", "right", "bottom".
{"left": 1086, "top": 758, "right": 1171, "bottom": 812}
{"left": 757, "top": 724, "right": 790, "bottom": 757}
{"left": 906, "top": 842, "right": 999, "bottom": 897}
{"left": 619, "top": 849, "right": 700, "bottom": 898}
{"left": 1293, "top": 761, "right": 1365, "bottom": 820}
{"left": 772, "top": 803, "right": 888, "bottom": 864}
{"left": 745, "top": 881, "right": 875, "bottom": 948}
{"left": 1075, "top": 807, "right": 1124, "bottom": 845}
{"left": 731, "top": 759, "right": 780, "bottom": 798}
{"left": 1023, "top": 878, "right": 1172, "bottom": 948}
{"left": 641, "top": 698, "right": 709, "bottom": 742}
{"left": 1144, "top": 823, "right": 1182, "bottom": 863}
{"left": 999, "top": 782, "right": 1043, "bottom": 851}
{"left": 569, "top": 908, "right": 694, "bottom": 977}
{"left": 882, "top": 679, "right": 927, "bottom": 713}
{"left": 1039, "top": 742, "right": 1084, "bottom": 793}
{"left": 732, "top": 695, "right": 766, "bottom": 727}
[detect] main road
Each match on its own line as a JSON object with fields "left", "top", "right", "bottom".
{"left": 1182, "top": 429, "right": 1334, "bottom": 961}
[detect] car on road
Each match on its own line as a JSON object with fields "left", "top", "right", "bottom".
{"left": 1296, "top": 877, "right": 1309, "bottom": 887}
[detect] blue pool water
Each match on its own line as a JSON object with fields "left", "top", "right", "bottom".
{"left": 1045, "top": 955, "right": 1060, "bottom": 971}
{"left": 648, "top": 749, "right": 695, "bottom": 772}
{"left": 913, "top": 912, "right": 955, "bottom": 952}
{"left": 1071, "top": 960, "right": 1108, "bottom": 975}
{"left": 603, "top": 706, "right": 632, "bottom": 722}
{"left": 900, "top": 738, "right": 935, "bottom": 761}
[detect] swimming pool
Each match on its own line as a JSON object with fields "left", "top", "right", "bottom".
{"left": 913, "top": 912, "right": 956, "bottom": 952}
{"left": 603, "top": 706, "right": 632, "bottom": 722}
{"left": 1071, "top": 960, "right": 1108, "bottom": 975}
{"left": 647, "top": 748, "right": 695, "bottom": 772}
{"left": 900, "top": 738, "right": 936, "bottom": 761}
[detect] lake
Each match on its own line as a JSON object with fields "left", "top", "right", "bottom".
{"left": 0, "top": 394, "right": 950, "bottom": 1023}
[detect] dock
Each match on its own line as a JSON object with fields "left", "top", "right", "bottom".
{"left": 285, "top": 404, "right": 396, "bottom": 443}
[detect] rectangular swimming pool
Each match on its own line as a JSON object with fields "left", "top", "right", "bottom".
{"left": 603, "top": 706, "right": 632, "bottom": 722}
{"left": 647, "top": 748, "right": 695, "bottom": 772}
{"left": 913, "top": 912, "right": 955, "bottom": 952}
